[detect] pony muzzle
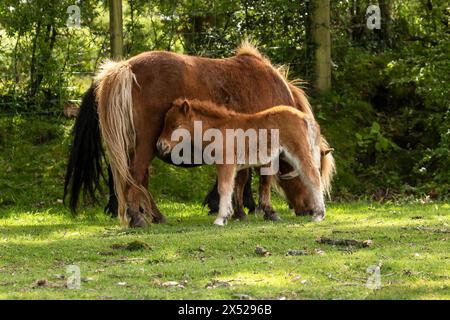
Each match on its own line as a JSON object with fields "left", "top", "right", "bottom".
{"left": 156, "top": 139, "right": 172, "bottom": 157}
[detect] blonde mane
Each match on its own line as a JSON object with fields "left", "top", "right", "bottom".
{"left": 236, "top": 39, "right": 265, "bottom": 59}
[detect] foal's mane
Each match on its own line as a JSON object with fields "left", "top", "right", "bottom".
{"left": 173, "top": 98, "right": 237, "bottom": 119}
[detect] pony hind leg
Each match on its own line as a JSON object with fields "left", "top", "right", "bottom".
{"left": 232, "top": 169, "right": 249, "bottom": 221}
{"left": 214, "top": 164, "right": 236, "bottom": 226}
{"left": 127, "top": 140, "right": 166, "bottom": 228}
{"left": 257, "top": 174, "right": 281, "bottom": 221}
{"left": 243, "top": 169, "right": 256, "bottom": 213}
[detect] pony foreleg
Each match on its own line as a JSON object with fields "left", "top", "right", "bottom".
{"left": 214, "top": 165, "right": 236, "bottom": 226}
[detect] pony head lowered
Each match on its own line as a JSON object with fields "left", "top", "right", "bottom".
{"left": 276, "top": 136, "right": 335, "bottom": 216}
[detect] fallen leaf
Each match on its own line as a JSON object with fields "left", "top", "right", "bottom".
{"left": 161, "top": 281, "right": 185, "bottom": 288}
{"left": 316, "top": 236, "right": 373, "bottom": 248}
{"left": 286, "top": 249, "right": 308, "bottom": 256}
{"left": 291, "top": 275, "right": 302, "bottom": 282}
{"left": 205, "top": 280, "right": 232, "bottom": 289}
{"left": 233, "top": 293, "right": 252, "bottom": 300}
{"left": 315, "top": 248, "right": 325, "bottom": 255}
{"left": 255, "top": 246, "right": 271, "bottom": 257}
{"left": 81, "top": 277, "right": 94, "bottom": 282}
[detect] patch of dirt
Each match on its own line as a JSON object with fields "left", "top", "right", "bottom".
{"left": 111, "top": 240, "right": 152, "bottom": 251}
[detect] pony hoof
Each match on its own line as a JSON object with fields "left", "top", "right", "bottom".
{"left": 311, "top": 211, "right": 325, "bottom": 222}
{"left": 130, "top": 214, "right": 149, "bottom": 228}
{"left": 235, "top": 214, "right": 248, "bottom": 222}
{"left": 295, "top": 210, "right": 314, "bottom": 216}
{"left": 264, "top": 210, "right": 282, "bottom": 221}
{"left": 255, "top": 205, "right": 264, "bottom": 215}
{"left": 232, "top": 209, "right": 248, "bottom": 221}
{"left": 214, "top": 217, "right": 227, "bottom": 226}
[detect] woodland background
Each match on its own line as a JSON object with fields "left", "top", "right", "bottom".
{"left": 0, "top": 0, "right": 449, "bottom": 201}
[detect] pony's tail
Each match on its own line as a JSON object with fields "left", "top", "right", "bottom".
{"left": 95, "top": 60, "right": 147, "bottom": 227}
{"left": 64, "top": 84, "right": 105, "bottom": 214}
{"left": 320, "top": 136, "right": 336, "bottom": 198}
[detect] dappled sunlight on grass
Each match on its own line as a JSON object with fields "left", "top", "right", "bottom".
{"left": 0, "top": 201, "right": 448, "bottom": 299}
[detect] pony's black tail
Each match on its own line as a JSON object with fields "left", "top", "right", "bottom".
{"left": 63, "top": 84, "right": 105, "bottom": 214}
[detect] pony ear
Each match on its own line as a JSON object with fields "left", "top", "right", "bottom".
{"left": 181, "top": 100, "right": 191, "bottom": 115}
{"left": 321, "top": 148, "right": 334, "bottom": 156}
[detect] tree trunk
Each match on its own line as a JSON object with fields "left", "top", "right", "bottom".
{"left": 109, "top": 0, "right": 123, "bottom": 59}
{"left": 310, "top": 0, "right": 331, "bottom": 92}
{"left": 378, "top": 0, "right": 392, "bottom": 47}
{"left": 29, "top": 20, "right": 42, "bottom": 99}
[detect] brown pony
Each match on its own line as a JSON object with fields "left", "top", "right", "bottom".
{"left": 94, "top": 41, "right": 335, "bottom": 227}
{"left": 230, "top": 82, "right": 335, "bottom": 220}
{"left": 157, "top": 99, "right": 328, "bottom": 225}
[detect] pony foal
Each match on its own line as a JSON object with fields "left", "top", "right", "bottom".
{"left": 157, "top": 99, "right": 327, "bottom": 226}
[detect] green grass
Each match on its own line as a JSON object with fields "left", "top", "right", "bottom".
{"left": 0, "top": 202, "right": 449, "bottom": 299}
{"left": 0, "top": 116, "right": 449, "bottom": 299}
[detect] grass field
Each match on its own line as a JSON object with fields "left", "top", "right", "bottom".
{"left": 0, "top": 201, "right": 449, "bottom": 299}
{"left": 0, "top": 116, "right": 449, "bottom": 300}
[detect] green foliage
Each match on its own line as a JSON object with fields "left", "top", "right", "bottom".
{"left": 0, "top": 0, "right": 104, "bottom": 112}
{"left": 319, "top": 37, "right": 449, "bottom": 198}
{"left": 0, "top": 0, "right": 448, "bottom": 198}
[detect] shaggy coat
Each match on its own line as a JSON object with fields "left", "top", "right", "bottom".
{"left": 94, "top": 42, "right": 335, "bottom": 227}
{"left": 158, "top": 99, "right": 327, "bottom": 225}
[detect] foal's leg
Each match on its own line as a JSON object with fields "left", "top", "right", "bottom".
{"left": 257, "top": 174, "right": 281, "bottom": 221}
{"left": 204, "top": 172, "right": 255, "bottom": 215}
{"left": 214, "top": 164, "right": 236, "bottom": 226}
{"left": 232, "top": 169, "right": 249, "bottom": 221}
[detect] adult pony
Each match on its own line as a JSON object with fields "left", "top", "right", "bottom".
{"left": 64, "top": 42, "right": 335, "bottom": 227}
{"left": 158, "top": 99, "right": 328, "bottom": 225}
